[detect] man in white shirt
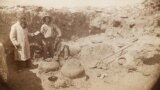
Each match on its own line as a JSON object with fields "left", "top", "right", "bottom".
{"left": 40, "top": 15, "right": 62, "bottom": 60}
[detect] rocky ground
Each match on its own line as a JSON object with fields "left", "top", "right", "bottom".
{"left": 0, "top": 0, "right": 160, "bottom": 90}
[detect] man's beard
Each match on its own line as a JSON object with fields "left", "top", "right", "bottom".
{"left": 20, "top": 22, "right": 27, "bottom": 29}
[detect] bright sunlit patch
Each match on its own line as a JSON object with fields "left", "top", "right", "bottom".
{"left": 1, "top": 0, "right": 144, "bottom": 9}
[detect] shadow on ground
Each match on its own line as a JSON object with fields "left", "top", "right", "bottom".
{"left": 152, "top": 76, "right": 160, "bottom": 90}
{"left": 6, "top": 48, "right": 43, "bottom": 90}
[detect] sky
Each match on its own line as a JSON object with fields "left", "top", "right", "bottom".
{"left": 0, "top": 0, "right": 144, "bottom": 9}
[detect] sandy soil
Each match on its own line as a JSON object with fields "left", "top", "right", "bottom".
{"left": 6, "top": 35, "right": 160, "bottom": 90}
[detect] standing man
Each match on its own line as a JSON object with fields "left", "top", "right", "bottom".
{"left": 10, "top": 13, "right": 32, "bottom": 71}
{"left": 40, "top": 14, "right": 62, "bottom": 60}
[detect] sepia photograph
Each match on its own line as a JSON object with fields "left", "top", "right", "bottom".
{"left": 0, "top": 0, "right": 160, "bottom": 90}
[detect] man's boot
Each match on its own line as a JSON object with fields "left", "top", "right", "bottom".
{"left": 16, "top": 61, "right": 22, "bottom": 72}
{"left": 26, "top": 60, "right": 32, "bottom": 68}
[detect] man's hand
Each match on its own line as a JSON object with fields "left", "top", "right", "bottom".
{"left": 42, "top": 40, "right": 47, "bottom": 46}
{"left": 34, "top": 31, "right": 41, "bottom": 36}
{"left": 55, "top": 36, "right": 61, "bottom": 42}
{"left": 15, "top": 44, "right": 21, "bottom": 50}
{"left": 57, "top": 35, "right": 61, "bottom": 38}
{"left": 30, "top": 33, "right": 35, "bottom": 37}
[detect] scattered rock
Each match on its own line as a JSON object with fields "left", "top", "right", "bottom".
{"left": 112, "top": 20, "right": 122, "bottom": 27}
{"left": 96, "top": 63, "right": 109, "bottom": 70}
{"left": 97, "top": 73, "right": 101, "bottom": 77}
{"left": 118, "top": 57, "right": 126, "bottom": 65}
{"left": 89, "top": 64, "right": 97, "bottom": 69}
{"left": 142, "top": 72, "right": 151, "bottom": 76}
{"left": 99, "top": 73, "right": 108, "bottom": 79}
{"left": 129, "top": 23, "right": 135, "bottom": 28}
{"left": 59, "top": 59, "right": 66, "bottom": 66}
{"left": 45, "top": 58, "right": 53, "bottom": 62}
{"left": 48, "top": 76, "right": 58, "bottom": 82}
{"left": 127, "top": 67, "right": 137, "bottom": 72}
{"left": 156, "top": 19, "right": 160, "bottom": 26}
{"left": 85, "top": 75, "right": 90, "bottom": 81}
{"left": 54, "top": 79, "right": 67, "bottom": 88}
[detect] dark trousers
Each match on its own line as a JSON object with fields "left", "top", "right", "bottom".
{"left": 16, "top": 59, "right": 31, "bottom": 69}
{"left": 42, "top": 37, "right": 62, "bottom": 59}
{"left": 42, "top": 38, "right": 54, "bottom": 59}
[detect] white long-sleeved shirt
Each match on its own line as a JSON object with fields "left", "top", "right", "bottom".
{"left": 40, "top": 23, "right": 62, "bottom": 38}
{"left": 10, "top": 21, "right": 30, "bottom": 61}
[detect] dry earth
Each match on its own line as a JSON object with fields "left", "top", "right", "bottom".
{"left": 0, "top": 0, "right": 160, "bottom": 90}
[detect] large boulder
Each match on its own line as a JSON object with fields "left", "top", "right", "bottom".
{"left": 61, "top": 59, "right": 85, "bottom": 79}
{"left": 39, "top": 59, "right": 60, "bottom": 73}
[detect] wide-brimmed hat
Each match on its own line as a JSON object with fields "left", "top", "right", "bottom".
{"left": 42, "top": 15, "right": 52, "bottom": 22}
